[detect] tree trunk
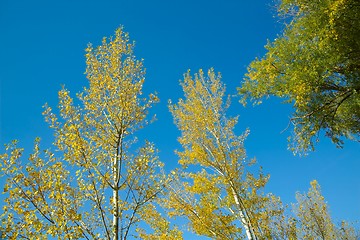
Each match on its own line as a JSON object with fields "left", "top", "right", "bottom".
{"left": 231, "top": 186, "right": 257, "bottom": 240}
{"left": 113, "top": 153, "right": 119, "bottom": 240}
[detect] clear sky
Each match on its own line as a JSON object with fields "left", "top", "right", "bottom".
{"left": 1, "top": 0, "right": 359, "bottom": 235}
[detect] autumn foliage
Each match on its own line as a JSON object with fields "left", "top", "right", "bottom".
{"left": 1, "top": 0, "right": 359, "bottom": 238}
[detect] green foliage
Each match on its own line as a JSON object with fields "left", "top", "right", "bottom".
{"left": 239, "top": 0, "right": 360, "bottom": 154}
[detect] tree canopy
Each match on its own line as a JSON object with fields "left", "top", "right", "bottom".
{"left": 239, "top": 0, "right": 360, "bottom": 154}
{"left": 1, "top": 18, "right": 359, "bottom": 240}
{"left": 0, "top": 28, "right": 180, "bottom": 240}
{"left": 168, "top": 69, "right": 281, "bottom": 239}
{"left": 167, "top": 70, "right": 358, "bottom": 240}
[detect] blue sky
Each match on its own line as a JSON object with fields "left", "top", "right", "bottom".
{"left": 1, "top": 0, "right": 359, "bottom": 235}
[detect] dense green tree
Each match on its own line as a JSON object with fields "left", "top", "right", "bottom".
{"left": 239, "top": 0, "right": 360, "bottom": 154}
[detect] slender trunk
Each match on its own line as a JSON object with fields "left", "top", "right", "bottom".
{"left": 113, "top": 131, "right": 124, "bottom": 240}
{"left": 113, "top": 189, "right": 119, "bottom": 240}
{"left": 210, "top": 161, "right": 258, "bottom": 240}
{"left": 230, "top": 186, "right": 257, "bottom": 240}
{"left": 113, "top": 153, "right": 119, "bottom": 240}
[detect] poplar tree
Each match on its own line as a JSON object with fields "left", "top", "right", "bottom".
{"left": 0, "top": 28, "right": 181, "bottom": 240}
{"left": 294, "top": 180, "right": 358, "bottom": 240}
{"left": 168, "top": 69, "right": 284, "bottom": 240}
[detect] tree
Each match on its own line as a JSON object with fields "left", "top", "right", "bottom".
{"left": 167, "top": 69, "right": 284, "bottom": 240}
{"left": 238, "top": 0, "right": 360, "bottom": 154}
{"left": 293, "top": 180, "right": 358, "bottom": 240}
{"left": 166, "top": 69, "right": 358, "bottom": 240}
{"left": 0, "top": 28, "right": 181, "bottom": 240}
{"left": 1, "top": 26, "right": 358, "bottom": 240}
